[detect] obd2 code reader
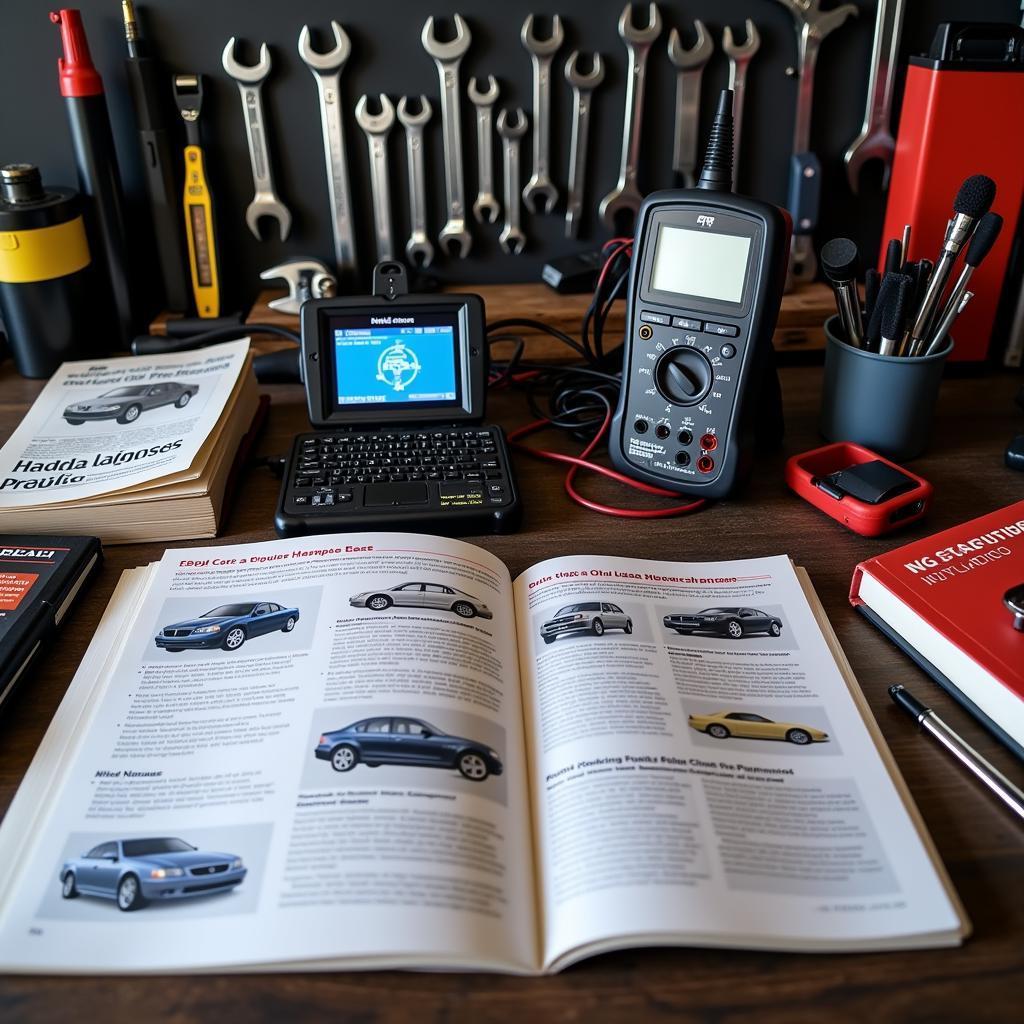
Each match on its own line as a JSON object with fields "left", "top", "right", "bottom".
{"left": 275, "top": 263, "right": 520, "bottom": 537}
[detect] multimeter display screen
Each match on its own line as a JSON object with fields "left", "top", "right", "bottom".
{"left": 329, "top": 312, "right": 460, "bottom": 408}
{"left": 650, "top": 224, "right": 751, "bottom": 303}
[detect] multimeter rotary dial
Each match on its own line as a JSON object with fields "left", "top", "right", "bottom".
{"left": 654, "top": 347, "right": 714, "bottom": 406}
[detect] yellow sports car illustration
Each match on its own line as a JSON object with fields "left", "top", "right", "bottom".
{"left": 687, "top": 711, "right": 829, "bottom": 745}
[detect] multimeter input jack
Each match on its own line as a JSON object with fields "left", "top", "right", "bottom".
{"left": 697, "top": 455, "right": 715, "bottom": 474}
{"left": 638, "top": 324, "right": 654, "bottom": 340}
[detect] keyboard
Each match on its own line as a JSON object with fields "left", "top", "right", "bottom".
{"left": 274, "top": 425, "right": 520, "bottom": 537}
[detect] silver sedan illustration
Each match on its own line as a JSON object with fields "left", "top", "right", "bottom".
{"left": 349, "top": 582, "right": 493, "bottom": 619}
{"left": 540, "top": 601, "right": 633, "bottom": 644}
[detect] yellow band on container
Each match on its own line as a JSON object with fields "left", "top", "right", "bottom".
{"left": 0, "top": 216, "right": 90, "bottom": 283}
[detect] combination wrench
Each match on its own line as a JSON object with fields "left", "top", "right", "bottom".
{"left": 496, "top": 108, "right": 528, "bottom": 256}
{"left": 298, "top": 21, "right": 356, "bottom": 279}
{"left": 667, "top": 19, "right": 713, "bottom": 189}
{"left": 355, "top": 94, "right": 396, "bottom": 263}
{"left": 563, "top": 51, "right": 604, "bottom": 239}
{"left": 467, "top": 75, "right": 500, "bottom": 224}
{"left": 722, "top": 20, "right": 760, "bottom": 188}
{"left": 599, "top": 3, "right": 662, "bottom": 233}
{"left": 222, "top": 37, "right": 292, "bottom": 241}
{"left": 421, "top": 15, "right": 472, "bottom": 259}
{"left": 397, "top": 96, "right": 434, "bottom": 269}
{"left": 773, "top": 0, "right": 857, "bottom": 284}
{"left": 844, "top": 0, "right": 906, "bottom": 195}
{"left": 521, "top": 14, "right": 563, "bottom": 215}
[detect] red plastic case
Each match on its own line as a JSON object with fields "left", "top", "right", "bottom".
{"left": 785, "top": 442, "right": 932, "bottom": 537}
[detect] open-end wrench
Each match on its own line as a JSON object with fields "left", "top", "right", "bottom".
{"left": 723, "top": 20, "right": 760, "bottom": 188}
{"left": 599, "top": 3, "right": 662, "bottom": 232}
{"left": 667, "top": 19, "right": 713, "bottom": 188}
{"left": 298, "top": 21, "right": 356, "bottom": 278}
{"left": 222, "top": 38, "right": 291, "bottom": 241}
{"left": 521, "top": 14, "right": 563, "bottom": 215}
{"left": 497, "top": 108, "right": 528, "bottom": 255}
{"left": 467, "top": 75, "right": 500, "bottom": 224}
{"left": 844, "top": 0, "right": 906, "bottom": 194}
{"left": 355, "top": 94, "right": 396, "bottom": 263}
{"left": 564, "top": 51, "right": 604, "bottom": 239}
{"left": 397, "top": 96, "right": 434, "bottom": 269}
{"left": 773, "top": 0, "right": 858, "bottom": 284}
{"left": 421, "top": 15, "right": 472, "bottom": 258}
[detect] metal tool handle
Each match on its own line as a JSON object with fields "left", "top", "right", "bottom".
{"left": 860, "top": 0, "right": 905, "bottom": 135}
{"left": 618, "top": 43, "right": 651, "bottom": 191}
{"left": 530, "top": 53, "right": 554, "bottom": 178}
{"left": 791, "top": 34, "right": 822, "bottom": 156}
{"left": 405, "top": 126, "right": 429, "bottom": 241}
{"left": 312, "top": 71, "right": 356, "bottom": 274}
{"left": 366, "top": 135, "right": 394, "bottom": 261}
{"left": 237, "top": 82, "right": 275, "bottom": 194}
{"left": 436, "top": 61, "right": 467, "bottom": 222}
{"left": 503, "top": 137, "right": 522, "bottom": 231}
{"left": 672, "top": 69, "right": 701, "bottom": 184}
{"left": 475, "top": 107, "right": 495, "bottom": 202}
{"left": 566, "top": 87, "right": 593, "bottom": 234}
{"left": 728, "top": 62, "right": 749, "bottom": 183}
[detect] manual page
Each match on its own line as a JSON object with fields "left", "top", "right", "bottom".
{"left": 0, "top": 534, "right": 537, "bottom": 973}
{"left": 0, "top": 340, "right": 250, "bottom": 506}
{"left": 513, "top": 553, "right": 965, "bottom": 967}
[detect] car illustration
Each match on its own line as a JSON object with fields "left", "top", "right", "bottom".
{"left": 59, "top": 837, "right": 246, "bottom": 912}
{"left": 540, "top": 601, "right": 632, "bottom": 644}
{"left": 663, "top": 606, "right": 783, "bottom": 640}
{"left": 688, "top": 710, "right": 829, "bottom": 745}
{"left": 349, "top": 582, "right": 492, "bottom": 619}
{"left": 315, "top": 716, "right": 503, "bottom": 781}
{"left": 154, "top": 601, "right": 299, "bottom": 653}
{"left": 63, "top": 381, "right": 200, "bottom": 425}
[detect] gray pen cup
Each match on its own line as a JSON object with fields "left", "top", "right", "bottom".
{"left": 820, "top": 315, "right": 953, "bottom": 460}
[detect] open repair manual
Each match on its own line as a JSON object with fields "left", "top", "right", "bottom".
{"left": 0, "top": 534, "right": 968, "bottom": 974}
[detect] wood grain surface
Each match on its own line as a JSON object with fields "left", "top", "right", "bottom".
{"left": 0, "top": 344, "right": 1022, "bottom": 1022}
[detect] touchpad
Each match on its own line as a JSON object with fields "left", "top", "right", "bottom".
{"left": 364, "top": 482, "right": 429, "bottom": 507}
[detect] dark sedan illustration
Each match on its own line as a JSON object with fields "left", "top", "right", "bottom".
{"left": 64, "top": 381, "right": 199, "bottom": 425}
{"left": 664, "top": 607, "right": 783, "bottom": 640}
{"left": 154, "top": 601, "right": 299, "bottom": 652}
{"left": 60, "top": 837, "right": 246, "bottom": 912}
{"left": 315, "top": 716, "right": 503, "bottom": 781}
{"left": 349, "top": 581, "right": 492, "bottom": 619}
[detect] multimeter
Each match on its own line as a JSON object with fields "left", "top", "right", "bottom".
{"left": 610, "top": 93, "right": 791, "bottom": 499}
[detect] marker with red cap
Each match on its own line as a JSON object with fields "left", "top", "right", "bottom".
{"left": 50, "top": 8, "right": 135, "bottom": 347}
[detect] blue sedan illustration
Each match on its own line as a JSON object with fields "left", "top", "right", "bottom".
{"left": 315, "top": 716, "right": 503, "bottom": 781}
{"left": 60, "top": 837, "right": 246, "bottom": 912}
{"left": 154, "top": 600, "right": 299, "bottom": 652}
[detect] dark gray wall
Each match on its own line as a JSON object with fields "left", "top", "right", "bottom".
{"left": 2, "top": 0, "right": 1018, "bottom": 318}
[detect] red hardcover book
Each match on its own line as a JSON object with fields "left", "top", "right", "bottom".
{"left": 850, "top": 500, "right": 1024, "bottom": 761}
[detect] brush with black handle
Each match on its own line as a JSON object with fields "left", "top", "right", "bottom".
{"left": 821, "top": 237, "right": 864, "bottom": 348}
{"left": 864, "top": 273, "right": 896, "bottom": 352}
{"left": 879, "top": 274, "right": 912, "bottom": 356}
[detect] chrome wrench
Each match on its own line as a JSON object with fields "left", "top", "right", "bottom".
{"left": 521, "top": 14, "right": 563, "bottom": 215}
{"left": 421, "top": 15, "right": 472, "bottom": 258}
{"left": 844, "top": 0, "right": 906, "bottom": 194}
{"left": 355, "top": 94, "right": 396, "bottom": 262}
{"left": 722, "top": 20, "right": 760, "bottom": 188}
{"left": 667, "top": 19, "right": 713, "bottom": 188}
{"left": 222, "top": 37, "right": 292, "bottom": 241}
{"left": 467, "top": 75, "right": 500, "bottom": 224}
{"left": 599, "top": 3, "right": 662, "bottom": 232}
{"left": 497, "top": 108, "right": 528, "bottom": 255}
{"left": 397, "top": 96, "right": 434, "bottom": 269}
{"left": 563, "top": 51, "right": 605, "bottom": 239}
{"left": 773, "top": 0, "right": 858, "bottom": 284}
{"left": 298, "top": 21, "right": 356, "bottom": 278}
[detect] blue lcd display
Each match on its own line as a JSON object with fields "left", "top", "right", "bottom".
{"left": 333, "top": 321, "right": 458, "bottom": 406}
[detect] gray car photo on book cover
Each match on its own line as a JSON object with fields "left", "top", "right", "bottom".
{"left": 63, "top": 381, "right": 200, "bottom": 425}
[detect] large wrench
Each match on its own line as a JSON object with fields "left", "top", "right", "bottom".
{"left": 773, "top": 0, "right": 857, "bottom": 284}
{"left": 844, "top": 0, "right": 906, "bottom": 194}
{"left": 496, "top": 108, "right": 528, "bottom": 256}
{"left": 421, "top": 15, "right": 472, "bottom": 258}
{"left": 298, "top": 21, "right": 356, "bottom": 278}
{"left": 723, "top": 20, "right": 760, "bottom": 188}
{"left": 467, "top": 75, "right": 500, "bottom": 224}
{"left": 564, "top": 51, "right": 604, "bottom": 239}
{"left": 521, "top": 14, "right": 563, "bottom": 215}
{"left": 222, "top": 38, "right": 291, "bottom": 241}
{"left": 397, "top": 96, "right": 434, "bottom": 269}
{"left": 355, "top": 95, "right": 396, "bottom": 263}
{"left": 667, "top": 20, "right": 713, "bottom": 188}
{"left": 599, "top": 3, "right": 662, "bottom": 232}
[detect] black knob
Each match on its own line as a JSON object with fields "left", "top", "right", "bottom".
{"left": 655, "top": 348, "right": 713, "bottom": 406}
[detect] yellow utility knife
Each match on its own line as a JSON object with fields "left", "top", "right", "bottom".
{"left": 173, "top": 75, "right": 220, "bottom": 318}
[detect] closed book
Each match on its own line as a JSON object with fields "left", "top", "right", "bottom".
{"left": 850, "top": 500, "right": 1024, "bottom": 761}
{"left": 0, "top": 536, "right": 102, "bottom": 711}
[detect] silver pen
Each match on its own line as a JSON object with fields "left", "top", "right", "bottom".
{"left": 889, "top": 684, "right": 1024, "bottom": 821}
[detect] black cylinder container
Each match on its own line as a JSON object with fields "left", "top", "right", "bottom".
{"left": 0, "top": 164, "right": 98, "bottom": 378}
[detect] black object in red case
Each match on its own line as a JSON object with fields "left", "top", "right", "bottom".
{"left": 785, "top": 442, "right": 932, "bottom": 537}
